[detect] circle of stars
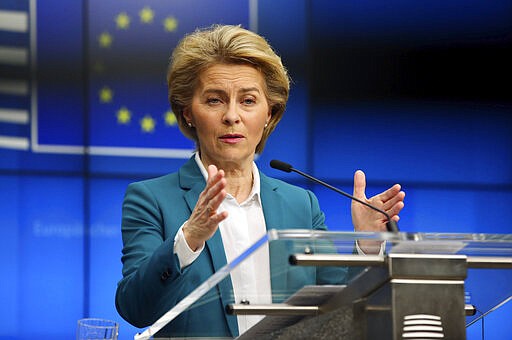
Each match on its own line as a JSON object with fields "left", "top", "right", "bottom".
{"left": 96, "top": 7, "right": 180, "bottom": 134}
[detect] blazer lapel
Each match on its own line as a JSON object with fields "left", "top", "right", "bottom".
{"left": 260, "top": 172, "right": 290, "bottom": 301}
{"left": 179, "top": 157, "right": 239, "bottom": 336}
{"left": 260, "top": 172, "right": 284, "bottom": 230}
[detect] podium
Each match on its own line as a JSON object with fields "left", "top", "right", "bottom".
{"left": 135, "top": 230, "right": 512, "bottom": 339}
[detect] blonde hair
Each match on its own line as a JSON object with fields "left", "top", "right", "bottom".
{"left": 167, "top": 24, "right": 290, "bottom": 154}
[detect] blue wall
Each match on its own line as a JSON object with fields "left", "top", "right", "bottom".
{"left": 0, "top": 0, "right": 511, "bottom": 339}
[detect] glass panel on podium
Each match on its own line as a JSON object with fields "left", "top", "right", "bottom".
{"left": 134, "top": 230, "right": 512, "bottom": 340}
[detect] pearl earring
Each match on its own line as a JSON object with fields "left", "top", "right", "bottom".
{"left": 187, "top": 122, "right": 192, "bottom": 128}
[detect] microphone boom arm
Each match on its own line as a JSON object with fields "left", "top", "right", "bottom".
{"left": 292, "top": 168, "right": 399, "bottom": 232}
{"left": 269, "top": 159, "right": 399, "bottom": 233}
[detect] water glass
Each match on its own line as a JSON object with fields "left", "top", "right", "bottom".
{"left": 77, "top": 318, "right": 119, "bottom": 340}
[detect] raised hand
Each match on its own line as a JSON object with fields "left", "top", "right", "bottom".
{"left": 351, "top": 170, "right": 405, "bottom": 232}
{"left": 183, "top": 165, "right": 229, "bottom": 251}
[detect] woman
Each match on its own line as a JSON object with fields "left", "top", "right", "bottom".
{"left": 115, "top": 24, "right": 405, "bottom": 338}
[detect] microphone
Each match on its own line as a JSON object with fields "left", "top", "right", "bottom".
{"left": 269, "top": 159, "right": 399, "bottom": 232}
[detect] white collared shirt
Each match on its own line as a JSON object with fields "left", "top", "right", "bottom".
{"left": 174, "top": 153, "right": 271, "bottom": 335}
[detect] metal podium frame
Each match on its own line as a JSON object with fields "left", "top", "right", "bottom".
{"left": 135, "top": 230, "right": 512, "bottom": 340}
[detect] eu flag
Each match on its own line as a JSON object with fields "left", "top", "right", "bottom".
{"left": 85, "top": 0, "right": 252, "bottom": 158}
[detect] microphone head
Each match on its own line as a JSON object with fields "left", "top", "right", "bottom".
{"left": 270, "top": 159, "right": 293, "bottom": 173}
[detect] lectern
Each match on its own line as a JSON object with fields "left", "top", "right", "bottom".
{"left": 135, "top": 230, "right": 512, "bottom": 339}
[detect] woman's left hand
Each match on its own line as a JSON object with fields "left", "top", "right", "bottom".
{"left": 351, "top": 170, "right": 405, "bottom": 232}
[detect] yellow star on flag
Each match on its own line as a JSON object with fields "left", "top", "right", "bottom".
{"left": 139, "top": 6, "right": 155, "bottom": 24}
{"left": 99, "top": 86, "right": 113, "bottom": 103}
{"left": 140, "top": 115, "right": 156, "bottom": 133}
{"left": 117, "top": 107, "right": 131, "bottom": 124}
{"left": 164, "top": 111, "right": 177, "bottom": 126}
{"left": 115, "top": 12, "right": 131, "bottom": 30}
{"left": 163, "top": 16, "right": 178, "bottom": 32}
{"left": 98, "top": 32, "right": 113, "bottom": 48}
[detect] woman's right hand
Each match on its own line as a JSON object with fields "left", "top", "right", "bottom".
{"left": 183, "top": 164, "right": 228, "bottom": 251}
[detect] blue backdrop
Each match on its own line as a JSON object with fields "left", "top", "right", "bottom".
{"left": 0, "top": 0, "right": 511, "bottom": 339}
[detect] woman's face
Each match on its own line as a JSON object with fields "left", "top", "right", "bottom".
{"left": 184, "top": 63, "right": 271, "bottom": 168}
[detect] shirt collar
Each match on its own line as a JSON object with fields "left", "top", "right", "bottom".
{"left": 194, "top": 152, "right": 261, "bottom": 204}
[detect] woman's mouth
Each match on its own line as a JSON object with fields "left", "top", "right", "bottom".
{"left": 219, "top": 134, "right": 244, "bottom": 144}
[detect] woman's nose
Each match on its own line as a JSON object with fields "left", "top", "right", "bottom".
{"left": 222, "top": 103, "right": 241, "bottom": 124}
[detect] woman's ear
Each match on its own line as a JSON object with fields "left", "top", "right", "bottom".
{"left": 183, "top": 107, "right": 194, "bottom": 126}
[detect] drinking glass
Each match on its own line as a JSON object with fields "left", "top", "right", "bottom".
{"left": 76, "top": 318, "right": 119, "bottom": 340}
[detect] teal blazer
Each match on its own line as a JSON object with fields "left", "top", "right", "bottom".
{"left": 115, "top": 157, "right": 348, "bottom": 338}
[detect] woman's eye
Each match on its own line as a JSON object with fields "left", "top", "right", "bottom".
{"left": 242, "top": 98, "right": 256, "bottom": 105}
{"left": 206, "top": 98, "right": 221, "bottom": 105}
